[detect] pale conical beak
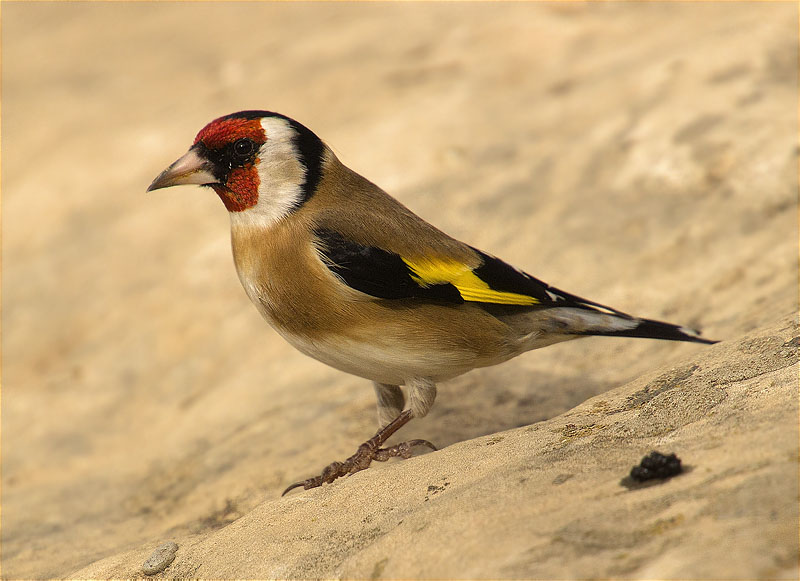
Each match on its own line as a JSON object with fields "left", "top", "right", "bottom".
{"left": 147, "top": 146, "right": 219, "bottom": 192}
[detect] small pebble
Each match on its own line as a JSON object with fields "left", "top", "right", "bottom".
{"left": 142, "top": 541, "right": 178, "bottom": 575}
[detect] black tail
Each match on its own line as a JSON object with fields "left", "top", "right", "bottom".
{"left": 586, "top": 316, "right": 718, "bottom": 344}
{"left": 530, "top": 283, "right": 717, "bottom": 345}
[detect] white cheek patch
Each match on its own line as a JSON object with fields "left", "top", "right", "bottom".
{"left": 230, "top": 118, "right": 306, "bottom": 229}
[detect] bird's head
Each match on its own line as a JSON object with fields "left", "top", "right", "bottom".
{"left": 148, "top": 111, "right": 326, "bottom": 223}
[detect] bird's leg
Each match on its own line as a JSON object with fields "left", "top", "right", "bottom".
{"left": 373, "top": 382, "right": 405, "bottom": 428}
{"left": 281, "top": 409, "right": 436, "bottom": 496}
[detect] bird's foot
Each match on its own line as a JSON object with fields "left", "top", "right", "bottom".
{"left": 282, "top": 438, "right": 435, "bottom": 495}
{"left": 281, "top": 409, "right": 436, "bottom": 496}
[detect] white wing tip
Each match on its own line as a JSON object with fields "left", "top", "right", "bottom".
{"left": 678, "top": 326, "right": 702, "bottom": 338}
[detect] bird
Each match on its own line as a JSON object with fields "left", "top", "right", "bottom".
{"left": 148, "top": 110, "right": 716, "bottom": 495}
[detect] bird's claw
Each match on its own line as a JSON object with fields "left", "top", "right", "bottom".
{"left": 281, "top": 438, "right": 437, "bottom": 496}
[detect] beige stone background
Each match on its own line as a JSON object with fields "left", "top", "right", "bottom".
{"left": 2, "top": 2, "right": 798, "bottom": 579}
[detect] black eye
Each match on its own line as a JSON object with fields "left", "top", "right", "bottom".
{"left": 233, "top": 138, "right": 255, "bottom": 158}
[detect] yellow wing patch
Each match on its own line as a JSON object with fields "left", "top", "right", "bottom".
{"left": 402, "top": 257, "right": 539, "bottom": 306}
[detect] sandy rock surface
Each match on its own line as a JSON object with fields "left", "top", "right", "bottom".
{"left": 3, "top": 3, "right": 797, "bottom": 579}
{"left": 73, "top": 315, "right": 799, "bottom": 579}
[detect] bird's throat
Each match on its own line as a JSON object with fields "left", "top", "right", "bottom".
{"left": 212, "top": 165, "right": 260, "bottom": 212}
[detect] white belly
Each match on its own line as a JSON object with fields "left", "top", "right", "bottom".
{"left": 236, "top": 262, "right": 504, "bottom": 385}
{"left": 274, "top": 326, "right": 472, "bottom": 386}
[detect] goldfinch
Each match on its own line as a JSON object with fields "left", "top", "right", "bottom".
{"left": 148, "top": 110, "right": 716, "bottom": 495}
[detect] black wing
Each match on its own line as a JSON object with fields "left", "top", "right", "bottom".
{"left": 314, "top": 228, "right": 717, "bottom": 344}
{"left": 314, "top": 229, "right": 464, "bottom": 303}
{"left": 314, "top": 228, "right": 629, "bottom": 314}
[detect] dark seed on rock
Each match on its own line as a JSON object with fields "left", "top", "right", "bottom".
{"left": 630, "top": 451, "right": 682, "bottom": 482}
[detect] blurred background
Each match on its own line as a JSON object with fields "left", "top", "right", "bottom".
{"left": 2, "top": 2, "right": 797, "bottom": 577}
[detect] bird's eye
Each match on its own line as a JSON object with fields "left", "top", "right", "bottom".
{"left": 233, "top": 138, "right": 255, "bottom": 158}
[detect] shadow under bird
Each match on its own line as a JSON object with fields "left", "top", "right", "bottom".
{"left": 148, "top": 110, "right": 716, "bottom": 495}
